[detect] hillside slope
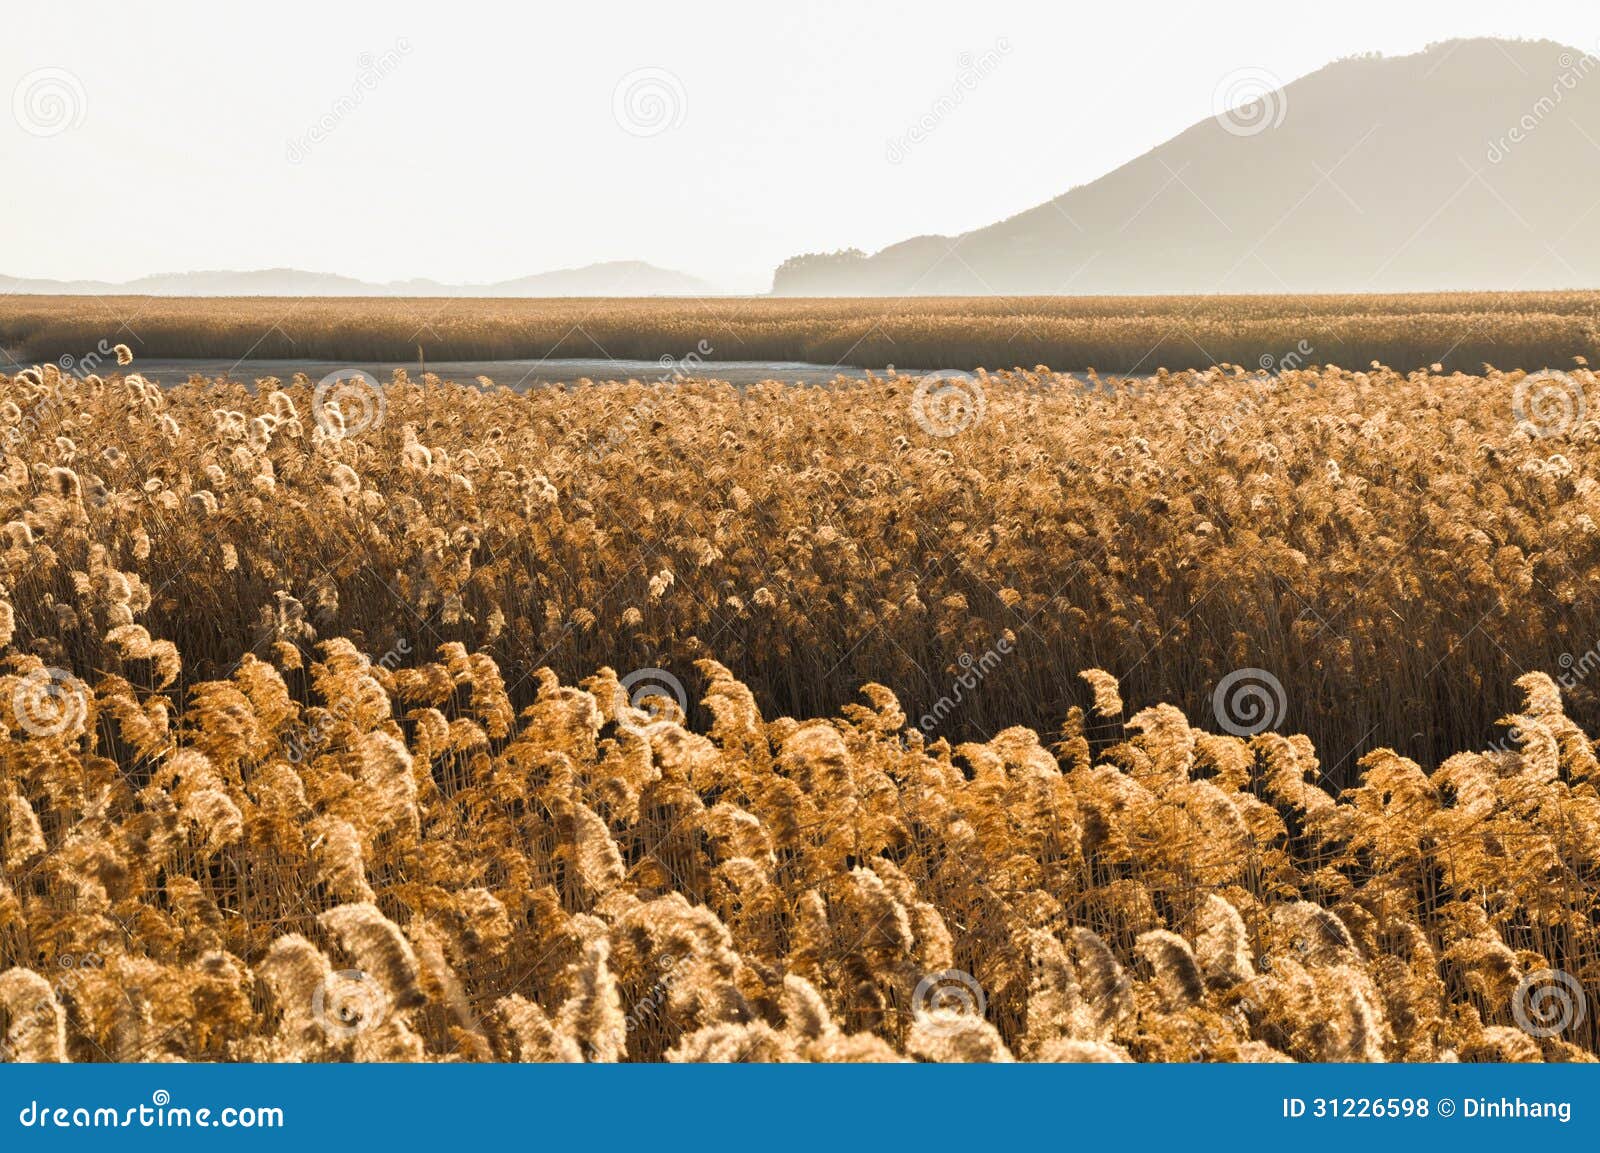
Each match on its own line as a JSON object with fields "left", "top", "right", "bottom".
{"left": 774, "top": 39, "right": 1600, "bottom": 295}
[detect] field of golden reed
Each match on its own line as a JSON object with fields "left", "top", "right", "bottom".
{"left": 3, "top": 290, "right": 1600, "bottom": 373}
{"left": 1, "top": 350, "right": 1599, "bottom": 1062}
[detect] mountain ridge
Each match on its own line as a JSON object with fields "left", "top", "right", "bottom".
{"left": 0, "top": 260, "right": 720, "bottom": 298}
{"left": 773, "top": 38, "right": 1600, "bottom": 295}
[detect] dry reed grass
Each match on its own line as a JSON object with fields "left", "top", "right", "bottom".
{"left": 0, "top": 354, "right": 1597, "bottom": 1062}
{"left": 1, "top": 650, "right": 1596, "bottom": 1062}
{"left": 2, "top": 291, "right": 1598, "bottom": 372}
{"left": 0, "top": 358, "right": 1595, "bottom": 765}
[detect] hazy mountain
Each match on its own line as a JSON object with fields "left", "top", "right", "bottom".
{"left": 483, "top": 261, "right": 716, "bottom": 296}
{"left": 0, "top": 261, "right": 719, "bottom": 297}
{"left": 773, "top": 38, "right": 1600, "bottom": 295}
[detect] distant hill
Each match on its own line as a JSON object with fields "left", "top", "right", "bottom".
{"left": 0, "top": 260, "right": 719, "bottom": 297}
{"left": 481, "top": 261, "right": 717, "bottom": 296}
{"left": 773, "top": 38, "right": 1600, "bottom": 295}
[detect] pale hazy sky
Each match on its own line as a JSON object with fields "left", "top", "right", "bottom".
{"left": 5, "top": 1, "right": 1597, "bottom": 291}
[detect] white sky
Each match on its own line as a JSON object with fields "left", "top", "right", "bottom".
{"left": 4, "top": 0, "right": 1597, "bottom": 292}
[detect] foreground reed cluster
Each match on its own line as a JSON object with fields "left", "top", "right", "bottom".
{"left": 0, "top": 357, "right": 1597, "bottom": 1062}
{"left": 1, "top": 648, "right": 1596, "bottom": 1062}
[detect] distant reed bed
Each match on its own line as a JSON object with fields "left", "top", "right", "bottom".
{"left": 2, "top": 291, "right": 1597, "bottom": 372}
